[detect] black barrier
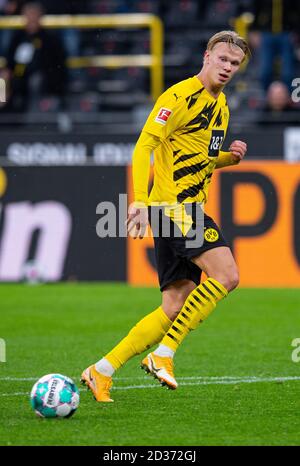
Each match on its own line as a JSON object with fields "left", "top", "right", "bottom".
{"left": 0, "top": 133, "right": 136, "bottom": 166}
{"left": 0, "top": 166, "right": 126, "bottom": 282}
{"left": 0, "top": 128, "right": 286, "bottom": 165}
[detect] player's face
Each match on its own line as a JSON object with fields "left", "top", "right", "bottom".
{"left": 204, "top": 42, "right": 245, "bottom": 87}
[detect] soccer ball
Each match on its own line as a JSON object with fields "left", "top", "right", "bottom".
{"left": 22, "top": 260, "right": 45, "bottom": 284}
{"left": 30, "top": 374, "right": 80, "bottom": 418}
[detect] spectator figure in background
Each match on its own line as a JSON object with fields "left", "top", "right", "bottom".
{"left": 266, "top": 80, "right": 292, "bottom": 111}
{"left": 0, "top": 0, "right": 26, "bottom": 16}
{"left": 0, "top": 0, "right": 27, "bottom": 55}
{"left": 40, "top": 0, "right": 87, "bottom": 58}
{"left": 249, "top": 0, "right": 300, "bottom": 91}
{"left": 1, "top": 2, "right": 66, "bottom": 112}
{"left": 257, "top": 80, "right": 299, "bottom": 125}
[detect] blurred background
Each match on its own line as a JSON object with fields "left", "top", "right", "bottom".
{"left": 0, "top": 0, "right": 299, "bottom": 286}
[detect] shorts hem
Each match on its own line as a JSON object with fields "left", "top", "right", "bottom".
{"left": 159, "top": 274, "right": 201, "bottom": 292}
{"left": 183, "top": 241, "right": 229, "bottom": 260}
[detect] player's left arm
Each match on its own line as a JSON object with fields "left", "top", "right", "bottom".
{"left": 215, "top": 140, "right": 247, "bottom": 169}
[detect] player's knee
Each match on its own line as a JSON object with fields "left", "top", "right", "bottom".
{"left": 221, "top": 270, "right": 239, "bottom": 292}
{"left": 213, "top": 267, "right": 239, "bottom": 292}
{"left": 227, "top": 271, "right": 239, "bottom": 291}
{"left": 162, "top": 301, "right": 184, "bottom": 321}
{"left": 162, "top": 281, "right": 196, "bottom": 320}
{"left": 162, "top": 295, "right": 189, "bottom": 321}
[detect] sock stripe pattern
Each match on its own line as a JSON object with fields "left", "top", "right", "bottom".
{"left": 202, "top": 282, "right": 217, "bottom": 299}
{"left": 195, "top": 288, "right": 210, "bottom": 302}
{"left": 191, "top": 294, "right": 202, "bottom": 304}
{"left": 187, "top": 299, "right": 197, "bottom": 309}
{"left": 171, "top": 324, "right": 183, "bottom": 335}
{"left": 181, "top": 312, "right": 191, "bottom": 321}
{"left": 208, "top": 279, "right": 225, "bottom": 295}
{"left": 161, "top": 278, "right": 228, "bottom": 352}
{"left": 167, "top": 333, "right": 180, "bottom": 344}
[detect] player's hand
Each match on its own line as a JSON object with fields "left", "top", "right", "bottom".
{"left": 229, "top": 140, "right": 247, "bottom": 163}
{"left": 126, "top": 204, "right": 149, "bottom": 239}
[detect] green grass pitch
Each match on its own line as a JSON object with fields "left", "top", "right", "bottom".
{"left": 0, "top": 284, "right": 300, "bottom": 446}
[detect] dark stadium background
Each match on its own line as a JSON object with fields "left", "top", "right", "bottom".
{"left": 0, "top": 0, "right": 299, "bottom": 287}
{"left": 1, "top": 0, "right": 300, "bottom": 449}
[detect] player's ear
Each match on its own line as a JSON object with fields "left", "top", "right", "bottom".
{"left": 203, "top": 50, "right": 209, "bottom": 64}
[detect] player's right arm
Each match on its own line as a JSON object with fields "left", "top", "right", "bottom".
{"left": 127, "top": 90, "right": 187, "bottom": 239}
{"left": 127, "top": 131, "right": 160, "bottom": 239}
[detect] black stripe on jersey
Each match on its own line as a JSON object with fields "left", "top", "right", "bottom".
{"left": 213, "top": 108, "right": 222, "bottom": 127}
{"left": 173, "top": 149, "right": 182, "bottom": 157}
{"left": 177, "top": 181, "right": 205, "bottom": 202}
{"left": 186, "top": 87, "right": 204, "bottom": 109}
{"left": 173, "top": 151, "right": 201, "bottom": 166}
{"left": 183, "top": 101, "right": 218, "bottom": 133}
{"left": 177, "top": 173, "right": 212, "bottom": 203}
{"left": 173, "top": 161, "right": 210, "bottom": 181}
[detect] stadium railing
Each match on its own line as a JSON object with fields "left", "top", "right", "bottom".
{"left": 0, "top": 14, "right": 163, "bottom": 101}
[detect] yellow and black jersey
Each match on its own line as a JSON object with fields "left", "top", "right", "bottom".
{"left": 141, "top": 75, "right": 230, "bottom": 205}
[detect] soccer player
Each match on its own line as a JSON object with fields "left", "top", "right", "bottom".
{"left": 81, "top": 30, "right": 250, "bottom": 402}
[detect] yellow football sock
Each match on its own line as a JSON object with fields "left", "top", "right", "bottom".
{"left": 161, "top": 278, "right": 228, "bottom": 352}
{"left": 105, "top": 306, "right": 172, "bottom": 370}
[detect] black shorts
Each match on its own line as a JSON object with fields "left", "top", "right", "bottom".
{"left": 149, "top": 204, "right": 228, "bottom": 291}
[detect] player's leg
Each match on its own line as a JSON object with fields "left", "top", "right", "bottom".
{"left": 145, "top": 247, "right": 239, "bottom": 389}
{"left": 80, "top": 275, "right": 196, "bottom": 402}
{"left": 80, "top": 304, "right": 172, "bottom": 402}
{"left": 192, "top": 246, "right": 239, "bottom": 290}
{"left": 103, "top": 280, "right": 195, "bottom": 367}
{"left": 81, "top": 235, "right": 186, "bottom": 401}
{"left": 161, "top": 246, "right": 238, "bottom": 351}
{"left": 141, "top": 279, "right": 196, "bottom": 389}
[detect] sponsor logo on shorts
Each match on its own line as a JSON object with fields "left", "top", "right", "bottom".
{"left": 155, "top": 108, "right": 172, "bottom": 125}
{"left": 204, "top": 228, "right": 219, "bottom": 242}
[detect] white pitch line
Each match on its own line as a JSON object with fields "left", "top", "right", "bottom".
{"left": 113, "top": 376, "right": 300, "bottom": 390}
{"left": 0, "top": 375, "right": 300, "bottom": 383}
{"left": 1, "top": 375, "right": 300, "bottom": 382}
{"left": 1, "top": 376, "right": 300, "bottom": 397}
{"left": 0, "top": 392, "right": 29, "bottom": 397}
{"left": 0, "top": 377, "right": 38, "bottom": 381}
{"left": 0, "top": 376, "right": 158, "bottom": 382}
{"left": 0, "top": 376, "right": 150, "bottom": 382}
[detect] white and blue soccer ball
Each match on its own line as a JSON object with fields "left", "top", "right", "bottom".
{"left": 30, "top": 374, "right": 80, "bottom": 418}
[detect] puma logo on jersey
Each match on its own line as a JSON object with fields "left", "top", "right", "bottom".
{"left": 155, "top": 108, "right": 172, "bottom": 125}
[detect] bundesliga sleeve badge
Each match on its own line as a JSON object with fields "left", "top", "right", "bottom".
{"left": 155, "top": 107, "right": 172, "bottom": 125}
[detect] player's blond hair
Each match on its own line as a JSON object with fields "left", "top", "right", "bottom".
{"left": 207, "top": 31, "right": 250, "bottom": 61}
